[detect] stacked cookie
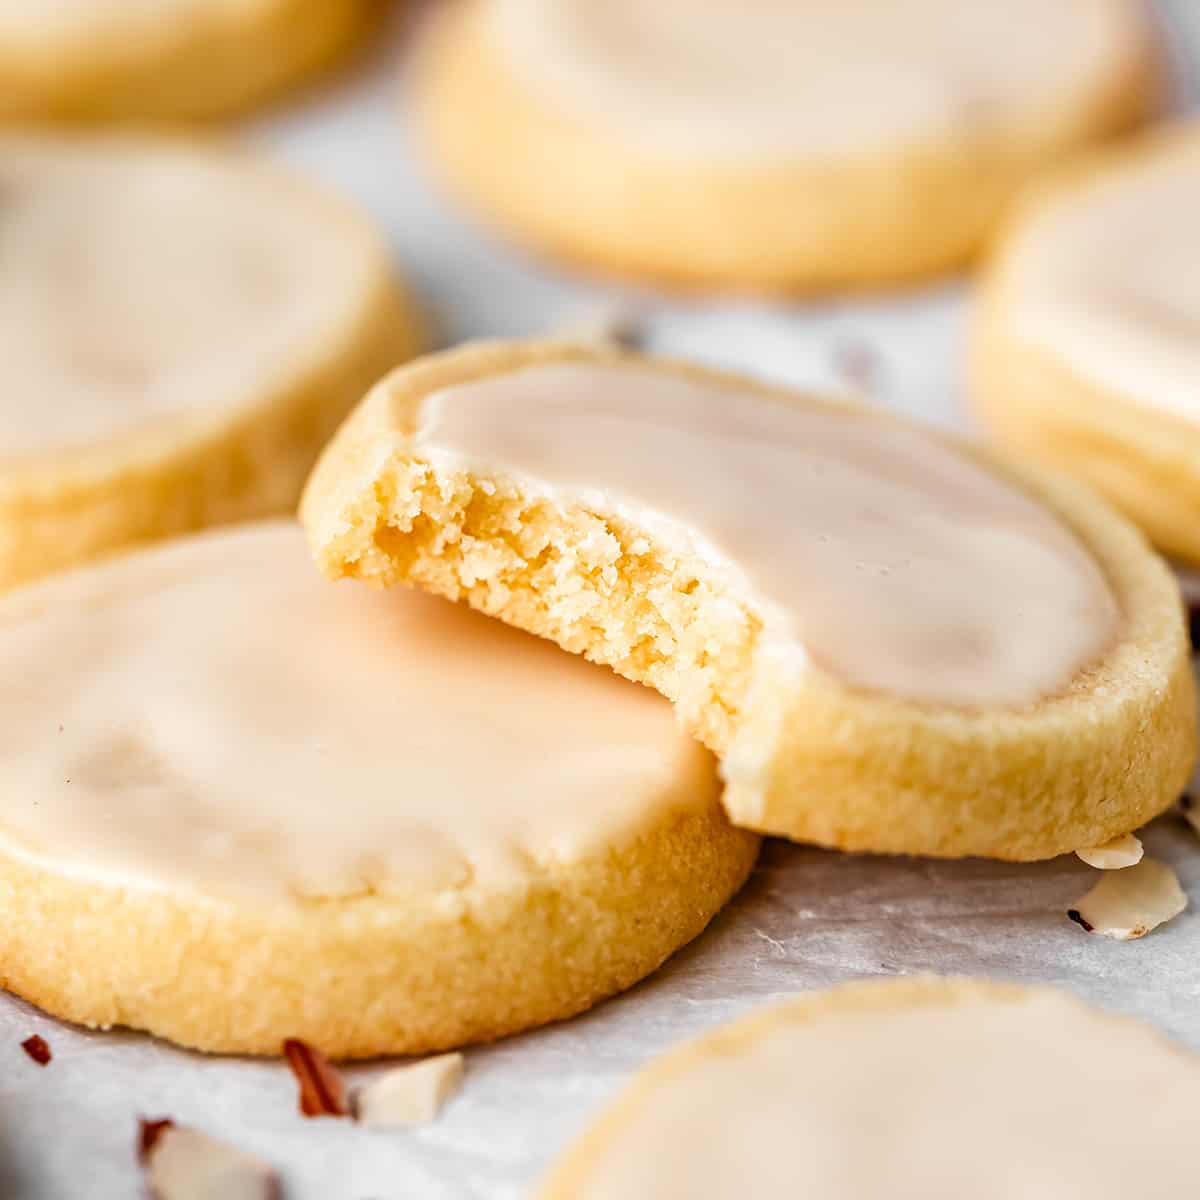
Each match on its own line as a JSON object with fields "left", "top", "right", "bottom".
{"left": 301, "top": 341, "right": 1194, "bottom": 864}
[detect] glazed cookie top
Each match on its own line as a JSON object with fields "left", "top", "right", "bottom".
{"left": 0, "top": 137, "right": 380, "bottom": 462}
{"left": 413, "top": 363, "right": 1120, "bottom": 709}
{"left": 0, "top": 523, "right": 716, "bottom": 902}
{"left": 1003, "top": 133, "right": 1200, "bottom": 423}
{"left": 488, "top": 0, "right": 1144, "bottom": 162}
{"left": 562, "top": 989, "right": 1200, "bottom": 1198}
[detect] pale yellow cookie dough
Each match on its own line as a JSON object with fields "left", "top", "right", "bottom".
{"left": 412, "top": 0, "right": 1161, "bottom": 292}
{"left": 0, "top": 0, "right": 379, "bottom": 124}
{"left": 0, "top": 522, "right": 756, "bottom": 1058}
{"left": 539, "top": 977, "right": 1200, "bottom": 1199}
{"left": 300, "top": 340, "right": 1195, "bottom": 861}
{"left": 972, "top": 123, "right": 1200, "bottom": 566}
{"left": 0, "top": 133, "right": 422, "bottom": 591}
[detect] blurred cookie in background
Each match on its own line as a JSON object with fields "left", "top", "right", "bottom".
{"left": 0, "top": 0, "right": 383, "bottom": 124}
{"left": 539, "top": 978, "right": 1200, "bottom": 1200}
{"left": 972, "top": 123, "right": 1200, "bottom": 567}
{"left": 0, "top": 133, "right": 423, "bottom": 590}
{"left": 411, "top": 0, "right": 1162, "bottom": 293}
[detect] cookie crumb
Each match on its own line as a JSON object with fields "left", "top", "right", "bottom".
{"left": 354, "top": 1053, "right": 465, "bottom": 1127}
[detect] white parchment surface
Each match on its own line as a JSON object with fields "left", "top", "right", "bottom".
{"left": 1, "top": 7, "right": 1197, "bottom": 1197}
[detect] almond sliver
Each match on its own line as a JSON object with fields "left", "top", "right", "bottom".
{"left": 1068, "top": 857, "right": 1187, "bottom": 940}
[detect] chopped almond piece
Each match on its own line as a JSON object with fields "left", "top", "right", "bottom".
{"left": 282, "top": 1038, "right": 348, "bottom": 1118}
{"left": 1068, "top": 858, "right": 1187, "bottom": 940}
{"left": 139, "top": 1120, "right": 279, "bottom": 1200}
{"left": 355, "top": 1053, "right": 465, "bottom": 1127}
{"left": 1076, "top": 834, "right": 1143, "bottom": 870}
{"left": 20, "top": 1035, "right": 51, "bottom": 1065}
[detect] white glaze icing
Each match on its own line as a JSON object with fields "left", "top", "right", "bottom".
{"left": 1009, "top": 139, "right": 1200, "bottom": 423}
{"left": 415, "top": 363, "right": 1119, "bottom": 709}
{"left": 576, "top": 993, "right": 1200, "bottom": 1199}
{"left": 0, "top": 137, "right": 374, "bottom": 461}
{"left": 489, "top": 0, "right": 1139, "bottom": 161}
{"left": 0, "top": 523, "right": 717, "bottom": 902}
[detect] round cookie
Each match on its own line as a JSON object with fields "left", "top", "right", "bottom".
{"left": 539, "top": 977, "right": 1200, "bottom": 1199}
{"left": 0, "top": 133, "right": 422, "bottom": 591}
{"left": 0, "top": 0, "right": 377, "bottom": 123}
{"left": 972, "top": 123, "right": 1200, "bottom": 566}
{"left": 411, "top": 0, "right": 1161, "bottom": 292}
{"left": 0, "top": 522, "right": 756, "bottom": 1058}
{"left": 300, "top": 340, "right": 1195, "bottom": 861}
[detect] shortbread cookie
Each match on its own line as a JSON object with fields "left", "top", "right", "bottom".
{"left": 972, "top": 124, "right": 1200, "bottom": 565}
{"left": 412, "top": 0, "right": 1160, "bottom": 291}
{"left": 301, "top": 340, "right": 1195, "bottom": 860}
{"left": 0, "top": 0, "right": 376, "bottom": 123}
{"left": 0, "top": 522, "right": 755, "bottom": 1057}
{"left": 539, "top": 977, "right": 1200, "bottom": 1199}
{"left": 0, "top": 134, "right": 422, "bottom": 591}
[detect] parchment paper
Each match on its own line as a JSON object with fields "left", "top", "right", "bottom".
{"left": 1, "top": 7, "right": 1196, "bottom": 1197}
